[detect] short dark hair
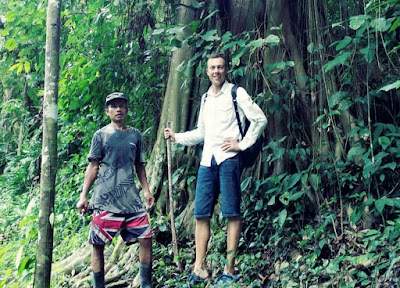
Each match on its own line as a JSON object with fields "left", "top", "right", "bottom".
{"left": 207, "top": 53, "right": 227, "bottom": 69}
{"left": 208, "top": 53, "right": 225, "bottom": 61}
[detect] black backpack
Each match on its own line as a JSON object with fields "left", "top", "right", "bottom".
{"left": 203, "top": 85, "right": 264, "bottom": 168}
{"left": 231, "top": 85, "right": 264, "bottom": 168}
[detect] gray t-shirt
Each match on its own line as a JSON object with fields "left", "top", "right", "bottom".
{"left": 87, "top": 124, "right": 146, "bottom": 214}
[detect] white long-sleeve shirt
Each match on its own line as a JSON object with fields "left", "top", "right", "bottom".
{"left": 175, "top": 81, "right": 267, "bottom": 167}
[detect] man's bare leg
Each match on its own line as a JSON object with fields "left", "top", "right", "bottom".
{"left": 193, "top": 217, "right": 210, "bottom": 279}
{"left": 225, "top": 216, "right": 241, "bottom": 275}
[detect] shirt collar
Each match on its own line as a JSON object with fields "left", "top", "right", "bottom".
{"left": 207, "top": 81, "right": 229, "bottom": 97}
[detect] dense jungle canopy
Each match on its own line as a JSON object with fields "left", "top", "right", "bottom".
{"left": 1, "top": 0, "right": 400, "bottom": 287}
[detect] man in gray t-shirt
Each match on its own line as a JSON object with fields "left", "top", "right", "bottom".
{"left": 87, "top": 124, "right": 146, "bottom": 214}
{"left": 77, "top": 92, "right": 154, "bottom": 288}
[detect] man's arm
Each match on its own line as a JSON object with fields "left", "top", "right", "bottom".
{"left": 135, "top": 162, "right": 155, "bottom": 210}
{"left": 76, "top": 159, "right": 99, "bottom": 214}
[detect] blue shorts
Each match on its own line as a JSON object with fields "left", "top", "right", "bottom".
{"left": 194, "top": 155, "right": 241, "bottom": 218}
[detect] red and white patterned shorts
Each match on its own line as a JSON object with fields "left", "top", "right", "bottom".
{"left": 88, "top": 209, "right": 152, "bottom": 245}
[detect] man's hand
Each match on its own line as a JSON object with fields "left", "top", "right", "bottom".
{"left": 221, "top": 138, "right": 241, "bottom": 152}
{"left": 144, "top": 191, "right": 155, "bottom": 210}
{"left": 76, "top": 196, "right": 89, "bottom": 214}
{"left": 164, "top": 128, "right": 176, "bottom": 142}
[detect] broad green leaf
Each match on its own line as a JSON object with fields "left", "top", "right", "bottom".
{"left": 314, "top": 114, "right": 326, "bottom": 125}
{"left": 268, "top": 195, "right": 276, "bottom": 206}
{"left": 221, "top": 31, "right": 232, "bottom": 43}
{"left": 10, "top": 63, "right": 22, "bottom": 71}
{"left": 375, "top": 198, "right": 394, "bottom": 213}
{"left": 232, "top": 46, "right": 248, "bottom": 66}
{"left": 290, "top": 191, "right": 304, "bottom": 201}
{"left": 363, "top": 159, "right": 378, "bottom": 179}
{"left": 278, "top": 209, "right": 287, "bottom": 227}
{"left": 24, "top": 61, "right": 31, "bottom": 73}
{"left": 380, "top": 80, "right": 400, "bottom": 92}
{"left": 17, "top": 63, "right": 23, "bottom": 74}
{"left": 286, "top": 61, "right": 295, "bottom": 67}
{"left": 335, "top": 36, "right": 352, "bottom": 51}
{"left": 328, "top": 91, "right": 349, "bottom": 108}
{"left": 378, "top": 136, "right": 391, "bottom": 150}
{"left": 279, "top": 192, "right": 290, "bottom": 205}
{"left": 349, "top": 15, "right": 370, "bottom": 30}
{"left": 255, "top": 199, "right": 263, "bottom": 211}
{"left": 318, "top": 238, "right": 326, "bottom": 249}
{"left": 241, "top": 177, "right": 252, "bottom": 191}
{"left": 187, "top": 176, "right": 196, "bottom": 185}
{"left": 18, "top": 257, "right": 32, "bottom": 277}
{"left": 5, "top": 39, "right": 17, "bottom": 51}
{"left": 285, "top": 173, "right": 302, "bottom": 189}
{"left": 374, "top": 151, "right": 389, "bottom": 162}
{"left": 5, "top": 11, "right": 17, "bottom": 22}
{"left": 347, "top": 147, "right": 366, "bottom": 161}
{"left": 323, "top": 52, "right": 351, "bottom": 72}
{"left": 328, "top": 110, "right": 341, "bottom": 116}
{"left": 265, "top": 34, "right": 280, "bottom": 45}
{"left": 390, "top": 16, "right": 400, "bottom": 32}
{"left": 307, "top": 42, "right": 315, "bottom": 54}
{"left": 249, "top": 38, "right": 264, "bottom": 48}
{"left": 360, "top": 45, "right": 374, "bottom": 63}
{"left": 200, "top": 29, "right": 219, "bottom": 42}
{"left": 381, "top": 162, "right": 397, "bottom": 170}
{"left": 370, "top": 17, "right": 389, "bottom": 32}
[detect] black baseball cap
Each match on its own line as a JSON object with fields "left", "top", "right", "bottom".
{"left": 105, "top": 92, "right": 127, "bottom": 105}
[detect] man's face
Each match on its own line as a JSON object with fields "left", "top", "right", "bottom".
{"left": 206, "top": 57, "right": 226, "bottom": 88}
{"left": 105, "top": 99, "right": 128, "bottom": 123}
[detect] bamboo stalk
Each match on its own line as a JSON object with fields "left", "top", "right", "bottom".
{"left": 166, "top": 121, "right": 183, "bottom": 272}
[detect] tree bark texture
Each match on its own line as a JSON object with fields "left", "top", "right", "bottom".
{"left": 34, "top": 0, "right": 61, "bottom": 287}
{"left": 147, "top": 0, "right": 198, "bottom": 215}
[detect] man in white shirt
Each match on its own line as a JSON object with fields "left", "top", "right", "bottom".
{"left": 164, "top": 54, "right": 267, "bottom": 287}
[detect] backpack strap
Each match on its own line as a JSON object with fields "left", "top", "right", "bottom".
{"left": 232, "top": 85, "right": 245, "bottom": 138}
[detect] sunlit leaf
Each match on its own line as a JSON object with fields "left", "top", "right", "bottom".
{"left": 265, "top": 34, "right": 280, "bottom": 45}
{"left": 380, "top": 80, "right": 400, "bottom": 92}
{"left": 268, "top": 195, "right": 276, "bottom": 206}
{"left": 370, "top": 17, "right": 390, "bottom": 32}
{"left": 5, "top": 39, "right": 17, "bottom": 51}
{"left": 278, "top": 209, "right": 287, "bottom": 227}
{"left": 24, "top": 61, "right": 31, "bottom": 73}
{"left": 255, "top": 199, "right": 263, "bottom": 211}
{"left": 349, "top": 15, "right": 370, "bottom": 30}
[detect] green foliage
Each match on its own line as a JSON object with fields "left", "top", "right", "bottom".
{"left": 1, "top": 0, "right": 400, "bottom": 287}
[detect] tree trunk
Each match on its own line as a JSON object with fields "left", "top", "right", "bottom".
{"left": 34, "top": 0, "right": 61, "bottom": 287}
{"left": 147, "top": 0, "right": 197, "bottom": 211}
